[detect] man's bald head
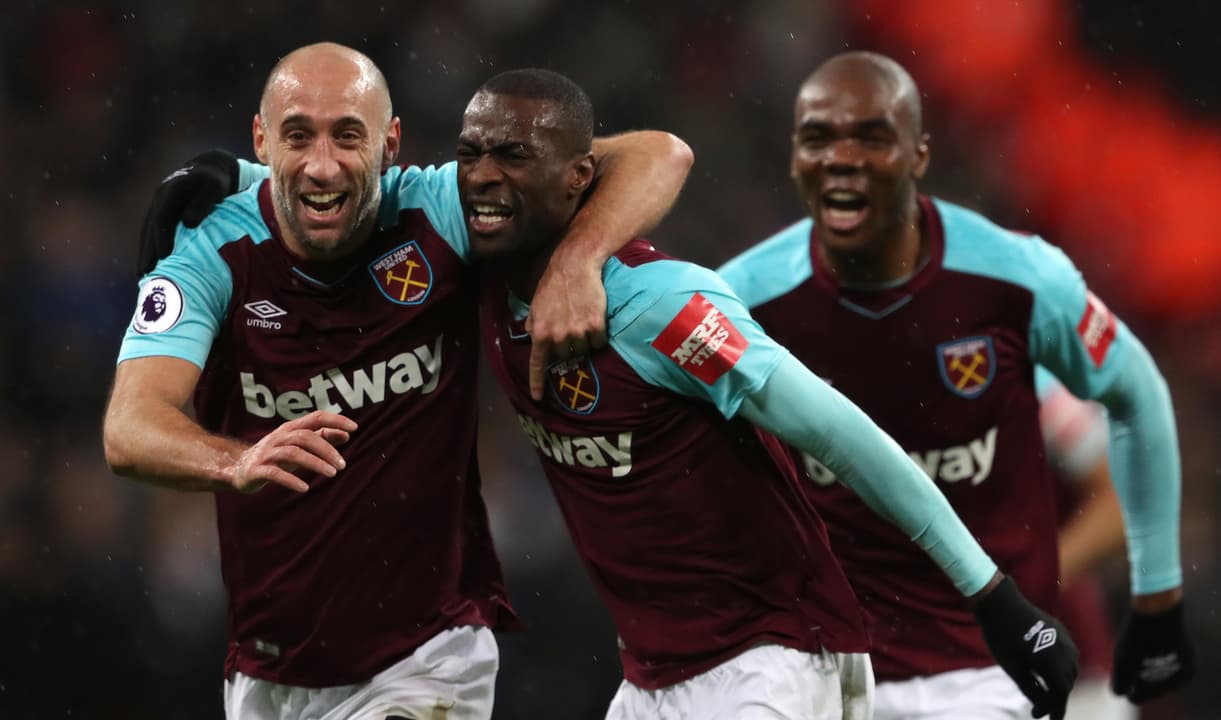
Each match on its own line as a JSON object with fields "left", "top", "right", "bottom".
{"left": 251, "top": 42, "right": 401, "bottom": 263}
{"left": 801, "top": 51, "right": 922, "bottom": 139}
{"left": 260, "top": 42, "right": 392, "bottom": 126}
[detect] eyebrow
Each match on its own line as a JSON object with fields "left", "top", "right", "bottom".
{"left": 797, "top": 117, "right": 897, "bottom": 133}
{"left": 456, "top": 138, "right": 536, "bottom": 153}
{"left": 279, "top": 113, "right": 368, "bottom": 129}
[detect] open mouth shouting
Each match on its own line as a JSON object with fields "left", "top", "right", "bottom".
{"left": 301, "top": 191, "right": 348, "bottom": 220}
{"left": 820, "top": 188, "right": 870, "bottom": 233}
{"left": 468, "top": 201, "right": 514, "bottom": 235}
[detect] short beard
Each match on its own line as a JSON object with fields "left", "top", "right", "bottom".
{"left": 272, "top": 178, "right": 381, "bottom": 261}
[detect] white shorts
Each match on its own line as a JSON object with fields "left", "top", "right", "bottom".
{"left": 605, "top": 644, "right": 874, "bottom": 720}
{"left": 873, "top": 665, "right": 1031, "bottom": 720}
{"left": 1066, "top": 675, "right": 1136, "bottom": 720}
{"left": 223, "top": 625, "right": 498, "bottom": 720}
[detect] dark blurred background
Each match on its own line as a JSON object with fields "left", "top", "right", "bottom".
{"left": 1, "top": 1, "right": 1218, "bottom": 718}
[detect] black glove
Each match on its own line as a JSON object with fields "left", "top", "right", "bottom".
{"left": 137, "top": 149, "right": 239, "bottom": 278}
{"left": 1111, "top": 601, "right": 1194, "bottom": 703}
{"left": 971, "top": 575, "right": 1079, "bottom": 719}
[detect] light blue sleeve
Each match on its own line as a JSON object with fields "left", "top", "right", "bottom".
{"left": 605, "top": 258, "right": 787, "bottom": 418}
{"left": 376, "top": 162, "right": 472, "bottom": 263}
{"left": 939, "top": 198, "right": 1181, "bottom": 594}
{"left": 116, "top": 191, "right": 265, "bottom": 368}
{"left": 738, "top": 354, "right": 999, "bottom": 595}
{"left": 716, "top": 219, "right": 814, "bottom": 310}
{"left": 236, "top": 158, "right": 268, "bottom": 191}
{"left": 1033, "top": 264, "right": 1181, "bottom": 594}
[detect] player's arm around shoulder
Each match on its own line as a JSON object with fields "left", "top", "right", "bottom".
{"left": 525, "top": 131, "right": 694, "bottom": 399}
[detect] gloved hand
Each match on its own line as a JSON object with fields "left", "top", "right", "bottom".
{"left": 1112, "top": 601, "right": 1194, "bottom": 703}
{"left": 971, "top": 575, "right": 1079, "bottom": 719}
{"left": 137, "top": 149, "right": 239, "bottom": 277}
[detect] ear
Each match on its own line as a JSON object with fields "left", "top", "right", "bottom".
{"left": 382, "top": 116, "right": 402, "bottom": 171}
{"left": 912, "top": 132, "right": 931, "bottom": 180}
{"left": 789, "top": 132, "right": 801, "bottom": 180}
{"left": 569, "top": 152, "right": 596, "bottom": 197}
{"left": 253, "top": 114, "right": 270, "bottom": 164}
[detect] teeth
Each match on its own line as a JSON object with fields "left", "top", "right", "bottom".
{"left": 475, "top": 214, "right": 509, "bottom": 226}
{"left": 826, "top": 190, "right": 861, "bottom": 202}
{"left": 473, "top": 203, "right": 509, "bottom": 214}
{"left": 304, "top": 192, "right": 343, "bottom": 203}
{"left": 827, "top": 208, "right": 862, "bottom": 221}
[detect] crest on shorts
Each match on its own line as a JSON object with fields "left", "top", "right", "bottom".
{"left": 369, "top": 241, "right": 433, "bottom": 305}
{"left": 547, "top": 356, "right": 601, "bottom": 415}
{"left": 937, "top": 336, "right": 995, "bottom": 398}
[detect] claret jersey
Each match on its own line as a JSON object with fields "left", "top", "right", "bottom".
{"left": 481, "top": 240, "right": 869, "bottom": 690}
{"left": 118, "top": 163, "right": 516, "bottom": 686}
{"left": 719, "top": 196, "right": 1140, "bottom": 681}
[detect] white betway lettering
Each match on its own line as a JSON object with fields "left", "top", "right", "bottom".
{"left": 802, "top": 426, "right": 999, "bottom": 487}
{"left": 671, "top": 308, "right": 730, "bottom": 367}
{"left": 516, "top": 413, "right": 633, "bottom": 478}
{"left": 241, "top": 335, "right": 444, "bottom": 420}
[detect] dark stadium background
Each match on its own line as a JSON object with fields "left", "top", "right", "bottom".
{"left": 2, "top": 1, "right": 1218, "bottom": 718}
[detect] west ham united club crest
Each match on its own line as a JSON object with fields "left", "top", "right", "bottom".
{"left": 369, "top": 241, "right": 433, "bottom": 305}
{"left": 547, "top": 356, "right": 600, "bottom": 415}
{"left": 937, "top": 336, "right": 995, "bottom": 398}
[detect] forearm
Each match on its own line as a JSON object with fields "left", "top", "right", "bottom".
{"left": 563, "top": 131, "right": 693, "bottom": 264}
{"left": 1057, "top": 458, "right": 1126, "bottom": 585}
{"left": 1100, "top": 341, "right": 1183, "bottom": 595}
{"left": 739, "top": 354, "right": 998, "bottom": 595}
{"left": 104, "top": 399, "right": 244, "bottom": 492}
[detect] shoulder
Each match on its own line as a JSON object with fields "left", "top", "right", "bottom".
{"left": 936, "top": 197, "right": 1080, "bottom": 295}
{"left": 716, "top": 218, "right": 814, "bottom": 308}
{"left": 380, "top": 162, "right": 458, "bottom": 205}
{"left": 168, "top": 185, "right": 269, "bottom": 270}
{"left": 604, "top": 240, "right": 734, "bottom": 302}
{"left": 378, "top": 162, "right": 468, "bottom": 259}
{"left": 603, "top": 240, "right": 739, "bottom": 330}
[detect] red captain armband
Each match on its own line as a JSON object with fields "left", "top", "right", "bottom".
{"left": 651, "top": 293, "right": 749, "bottom": 385}
{"left": 1076, "top": 292, "right": 1117, "bottom": 368}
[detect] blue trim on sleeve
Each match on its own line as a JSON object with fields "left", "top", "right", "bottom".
{"left": 604, "top": 257, "right": 787, "bottom": 418}
{"left": 378, "top": 162, "right": 471, "bottom": 263}
{"left": 117, "top": 187, "right": 268, "bottom": 369}
{"left": 716, "top": 219, "right": 814, "bottom": 309}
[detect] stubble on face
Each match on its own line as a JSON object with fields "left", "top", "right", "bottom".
{"left": 259, "top": 43, "right": 394, "bottom": 262}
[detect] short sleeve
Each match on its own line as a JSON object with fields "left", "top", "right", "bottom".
{"left": 118, "top": 224, "right": 234, "bottom": 368}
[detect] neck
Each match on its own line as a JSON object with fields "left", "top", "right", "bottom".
{"left": 504, "top": 233, "right": 565, "bottom": 303}
{"left": 821, "top": 197, "right": 925, "bottom": 287}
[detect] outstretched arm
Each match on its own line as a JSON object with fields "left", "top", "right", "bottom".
{"left": 738, "top": 354, "right": 999, "bottom": 595}
{"left": 739, "top": 355, "right": 1079, "bottom": 719}
{"left": 104, "top": 357, "right": 355, "bottom": 493}
{"left": 527, "top": 131, "right": 693, "bottom": 400}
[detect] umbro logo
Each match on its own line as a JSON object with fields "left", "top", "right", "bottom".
{"left": 245, "top": 300, "right": 286, "bottom": 330}
{"left": 1024, "top": 620, "right": 1058, "bottom": 653}
{"left": 1138, "top": 654, "right": 1182, "bottom": 683}
{"left": 245, "top": 300, "right": 287, "bottom": 319}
